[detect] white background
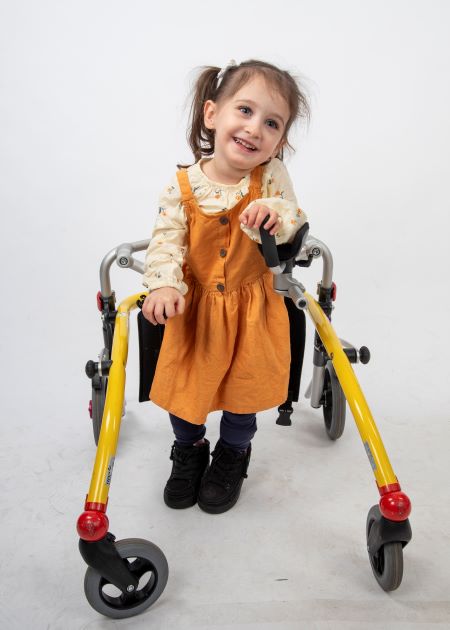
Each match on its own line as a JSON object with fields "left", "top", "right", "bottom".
{"left": 1, "top": 1, "right": 449, "bottom": 628}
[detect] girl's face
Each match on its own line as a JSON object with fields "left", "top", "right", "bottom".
{"left": 203, "top": 75, "right": 290, "bottom": 179}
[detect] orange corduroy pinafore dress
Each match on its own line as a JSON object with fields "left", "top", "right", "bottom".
{"left": 149, "top": 164, "right": 290, "bottom": 424}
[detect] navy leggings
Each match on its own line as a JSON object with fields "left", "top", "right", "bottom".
{"left": 170, "top": 411, "right": 257, "bottom": 450}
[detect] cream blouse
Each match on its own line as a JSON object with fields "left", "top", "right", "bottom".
{"left": 143, "top": 157, "right": 307, "bottom": 295}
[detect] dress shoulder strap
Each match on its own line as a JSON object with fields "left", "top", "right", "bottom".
{"left": 176, "top": 169, "right": 195, "bottom": 203}
{"left": 248, "top": 165, "right": 264, "bottom": 198}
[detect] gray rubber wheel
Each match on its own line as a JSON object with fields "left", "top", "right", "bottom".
{"left": 366, "top": 505, "right": 403, "bottom": 591}
{"left": 322, "top": 362, "right": 346, "bottom": 440}
{"left": 91, "top": 375, "right": 107, "bottom": 445}
{"left": 84, "top": 538, "right": 169, "bottom": 619}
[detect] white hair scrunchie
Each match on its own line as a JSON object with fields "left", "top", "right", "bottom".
{"left": 216, "top": 59, "right": 238, "bottom": 90}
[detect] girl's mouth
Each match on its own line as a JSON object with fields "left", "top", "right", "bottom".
{"left": 233, "top": 137, "right": 257, "bottom": 152}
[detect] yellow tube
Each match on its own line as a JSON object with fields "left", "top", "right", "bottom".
{"left": 86, "top": 292, "right": 147, "bottom": 505}
{"left": 86, "top": 288, "right": 397, "bottom": 501}
{"left": 304, "top": 292, "right": 397, "bottom": 488}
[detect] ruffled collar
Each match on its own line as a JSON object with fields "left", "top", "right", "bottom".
{"left": 188, "top": 159, "right": 250, "bottom": 191}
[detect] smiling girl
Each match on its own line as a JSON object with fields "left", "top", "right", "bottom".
{"left": 142, "top": 59, "right": 310, "bottom": 514}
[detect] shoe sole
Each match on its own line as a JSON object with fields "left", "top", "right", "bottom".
{"left": 163, "top": 490, "right": 197, "bottom": 509}
{"left": 197, "top": 482, "right": 244, "bottom": 514}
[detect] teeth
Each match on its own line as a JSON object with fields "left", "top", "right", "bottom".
{"left": 234, "top": 138, "right": 256, "bottom": 150}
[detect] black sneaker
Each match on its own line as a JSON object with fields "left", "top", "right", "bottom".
{"left": 164, "top": 440, "right": 210, "bottom": 509}
{"left": 198, "top": 441, "right": 251, "bottom": 514}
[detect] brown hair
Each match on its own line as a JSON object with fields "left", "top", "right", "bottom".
{"left": 181, "top": 59, "right": 310, "bottom": 167}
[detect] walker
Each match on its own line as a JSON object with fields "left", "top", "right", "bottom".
{"left": 77, "top": 223, "right": 412, "bottom": 618}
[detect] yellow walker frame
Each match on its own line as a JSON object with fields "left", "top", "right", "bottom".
{"left": 77, "top": 225, "right": 412, "bottom": 619}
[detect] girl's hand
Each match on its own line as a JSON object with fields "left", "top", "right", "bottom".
{"left": 239, "top": 204, "right": 281, "bottom": 235}
{"left": 142, "top": 287, "right": 185, "bottom": 325}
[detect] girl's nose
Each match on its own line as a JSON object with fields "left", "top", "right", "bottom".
{"left": 244, "top": 121, "right": 261, "bottom": 138}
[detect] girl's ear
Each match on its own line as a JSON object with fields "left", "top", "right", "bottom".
{"left": 203, "top": 100, "right": 216, "bottom": 130}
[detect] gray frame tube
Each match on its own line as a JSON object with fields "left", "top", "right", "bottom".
{"left": 99, "top": 239, "right": 150, "bottom": 297}
{"left": 301, "top": 236, "right": 333, "bottom": 289}
{"left": 310, "top": 364, "right": 326, "bottom": 408}
{"left": 299, "top": 236, "right": 334, "bottom": 407}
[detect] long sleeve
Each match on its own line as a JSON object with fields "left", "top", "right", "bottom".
{"left": 142, "top": 176, "right": 189, "bottom": 295}
{"left": 240, "top": 158, "right": 307, "bottom": 245}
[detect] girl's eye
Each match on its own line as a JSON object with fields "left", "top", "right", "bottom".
{"left": 239, "top": 106, "right": 251, "bottom": 115}
{"left": 266, "top": 119, "right": 279, "bottom": 129}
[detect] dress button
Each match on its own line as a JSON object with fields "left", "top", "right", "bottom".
{"left": 217, "top": 283, "right": 225, "bottom": 292}
{"left": 220, "top": 248, "right": 227, "bottom": 257}
{"left": 219, "top": 216, "right": 229, "bottom": 225}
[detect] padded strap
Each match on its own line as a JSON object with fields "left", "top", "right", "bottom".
{"left": 285, "top": 298, "right": 306, "bottom": 402}
{"left": 137, "top": 311, "right": 165, "bottom": 403}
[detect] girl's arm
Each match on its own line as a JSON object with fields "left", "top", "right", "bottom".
{"left": 239, "top": 157, "right": 307, "bottom": 245}
{"left": 143, "top": 177, "right": 189, "bottom": 295}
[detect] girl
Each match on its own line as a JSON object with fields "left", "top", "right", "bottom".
{"left": 142, "top": 59, "right": 309, "bottom": 514}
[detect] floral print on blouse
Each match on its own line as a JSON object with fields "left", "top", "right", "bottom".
{"left": 143, "top": 157, "right": 307, "bottom": 295}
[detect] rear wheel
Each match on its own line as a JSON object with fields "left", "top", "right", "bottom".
{"left": 321, "top": 362, "right": 346, "bottom": 440}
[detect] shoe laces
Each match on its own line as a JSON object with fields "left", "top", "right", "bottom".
{"left": 207, "top": 446, "right": 248, "bottom": 488}
{"left": 170, "top": 444, "right": 206, "bottom": 479}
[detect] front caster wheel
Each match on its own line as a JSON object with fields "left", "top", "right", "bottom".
{"left": 321, "top": 362, "right": 346, "bottom": 440}
{"left": 84, "top": 538, "right": 169, "bottom": 619}
{"left": 366, "top": 506, "right": 403, "bottom": 591}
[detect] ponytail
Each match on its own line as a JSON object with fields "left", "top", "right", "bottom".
{"left": 184, "top": 66, "right": 220, "bottom": 165}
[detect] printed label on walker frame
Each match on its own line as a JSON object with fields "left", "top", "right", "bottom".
{"left": 364, "top": 442, "right": 377, "bottom": 471}
{"left": 105, "top": 456, "right": 115, "bottom": 486}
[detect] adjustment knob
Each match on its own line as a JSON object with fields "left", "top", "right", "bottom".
{"left": 85, "top": 360, "right": 96, "bottom": 378}
{"left": 359, "top": 346, "right": 371, "bottom": 364}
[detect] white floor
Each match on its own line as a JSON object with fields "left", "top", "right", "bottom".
{"left": 1, "top": 299, "right": 450, "bottom": 630}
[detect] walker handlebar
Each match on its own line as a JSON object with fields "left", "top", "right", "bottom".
{"left": 259, "top": 218, "right": 310, "bottom": 310}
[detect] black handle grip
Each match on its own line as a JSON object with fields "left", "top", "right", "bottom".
{"left": 259, "top": 216, "right": 281, "bottom": 268}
